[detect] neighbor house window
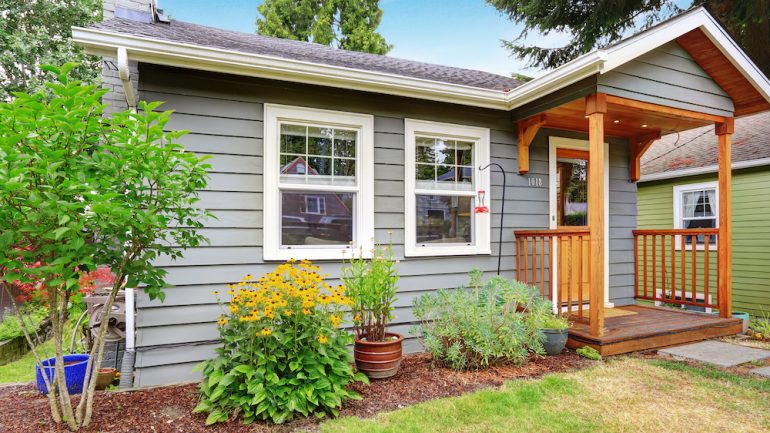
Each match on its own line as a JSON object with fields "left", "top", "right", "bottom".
{"left": 264, "top": 104, "right": 374, "bottom": 260}
{"left": 673, "top": 182, "right": 718, "bottom": 249}
{"left": 404, "top": 119, "right": 491, "bottom": 257}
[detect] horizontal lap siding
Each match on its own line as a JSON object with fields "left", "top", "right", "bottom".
{"left": 133, "top": 65, "right": 535, "bottom": 387}
{"left": 134, "top": 65, "right": 635, "bottom": 386}
{"left": 598, "top": 41, "right": 734, "bottom": 117}
{"left": 637, "top": 169, "right": 770, "bottom": 317}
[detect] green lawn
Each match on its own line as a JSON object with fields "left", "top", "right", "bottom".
{"left": 0, "top": 338, "right": 56, "bottom": 384}
{"left": 319, "top": 357, "right": 770, "bottom": 433}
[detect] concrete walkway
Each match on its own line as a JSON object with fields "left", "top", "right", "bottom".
{"left": 658, "top": 340, "right": 770, "bottom": 368}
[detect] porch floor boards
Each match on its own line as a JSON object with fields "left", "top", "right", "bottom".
{"left": 566, "top": 305, "right": 742, "bottom": 356}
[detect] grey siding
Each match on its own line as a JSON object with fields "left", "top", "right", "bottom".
{"left": 132, "top": 65, "right": 635, "bottom": 386}
{"left": 598, "top": 41, "right": 734, "bottom": 116}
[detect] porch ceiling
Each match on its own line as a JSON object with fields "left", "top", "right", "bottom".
{"left": 532, "top": 96, "right": 715, "bottom": 140}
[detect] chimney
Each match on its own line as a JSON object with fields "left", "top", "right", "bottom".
{"left": 103, "top": 0, "right": 156, "bottom": 21}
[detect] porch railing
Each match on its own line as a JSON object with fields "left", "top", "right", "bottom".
{"left": 514, "top": 228, "right": 591, "bottom": 323}
{"left": 632, "top": 229, "right": 720, "bottom": 311}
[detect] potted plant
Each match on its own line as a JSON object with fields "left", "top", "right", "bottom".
{"left": 342, "top": 240, "right": 401, "bottom": 379}
{"left": 538, "top": 314, "right": 570, "bottom": 355}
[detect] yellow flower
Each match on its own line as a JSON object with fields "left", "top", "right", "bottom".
{"left": 330, "top": 314, "right": 342, "bottom": 327}
{"left": 211, "top": 290, "right": 220, "bottom": 295}
{"left": 317, "top": 334, "right": 328, "bottom": 344}
{"left": 302, "top": 308, "right": 311, "bottom": 315}
{"left": 217, "top": 317, "right": 228, "bottom": 326}
{"left": 353, "top": 314, "right": 362, "bottom": 322}
{"left": 284, "top": 309, "right": 292, "bottom": 317}
{"left": 260, "top": 328, "right": 272, "bottom": 336}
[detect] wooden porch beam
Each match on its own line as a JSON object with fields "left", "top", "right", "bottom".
{"left": 605, "top": 94, "right": 728, "bottom": 123}
{"left": 517, "top": 114, "right": 546, "bottom": 174}
{"left": 629, "top": 131, "right": 662, "bottom": 182}
{"left": 586, "top": 94, "right": 606, "bottom": 337}
{"left": 716, "top": 118, "right": 734, "bottom": 318}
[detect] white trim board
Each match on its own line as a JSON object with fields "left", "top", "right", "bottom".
{"left": 403, "top": 119, "right": 491, "bottom": 257}
{"left": 548, "top": 137, "right": 612, "bottom": 308}
{"left": 71, "top": 8, "right": 770, "bottom": 112}
{"left": 262, "top": 104, "right": 375, "bottom": 261}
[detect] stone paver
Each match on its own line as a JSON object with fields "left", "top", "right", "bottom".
{"left": 658, "top": 340, "right": 770, "bottom": 367}
{"left": 749, "top": 366, "right": 770, "bottom": 378}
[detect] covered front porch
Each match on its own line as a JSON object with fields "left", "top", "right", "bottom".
{"left": 513, "top": 89, "right": 744, "bottom": 354}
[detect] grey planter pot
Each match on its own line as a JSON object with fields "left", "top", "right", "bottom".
{"left": 541, "top": 328, "right": 568, "bottom": 355}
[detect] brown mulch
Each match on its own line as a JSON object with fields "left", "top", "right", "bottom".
{"left": 0, "top": 351, "right": 591, "bottom": 433}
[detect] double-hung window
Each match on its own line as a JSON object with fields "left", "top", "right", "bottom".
{"left": 263, "top": 104, "right": 374, "bottom": 260}
{"left": 673, "top": 181, "right": 718, "bottom": 249}
{"left": 404, "top": 119, "right": 491, "bottom": 256}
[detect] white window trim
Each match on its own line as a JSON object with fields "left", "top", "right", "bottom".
{"left": 673, "top": 181, "right": 719, "bottom": 251}
{"left": 263, "top": 104, "right": 374, "bottom": 260}
{"left": 404, "top": 119, "right": 491, "bottom": 257}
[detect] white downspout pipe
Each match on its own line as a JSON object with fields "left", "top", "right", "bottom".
{"left": 116, "top": 47, "right": 137, "bottom": 112}
{"left": 118, "top": 287, "right": 135, "bottom": 389}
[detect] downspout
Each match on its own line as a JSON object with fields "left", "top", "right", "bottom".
{"left": 118, "top": 287, "right": 135, "bottom": 389}
{"left": 117, "top": 47, "right": 137, "bottom": 112}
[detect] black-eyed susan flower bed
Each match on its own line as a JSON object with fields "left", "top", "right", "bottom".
{"left": 195, "top": 260, "right": 367, "bottom": 425}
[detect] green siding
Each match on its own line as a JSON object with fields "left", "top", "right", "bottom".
{"left": 637, "top": 167, "right": 770, "bottom": 317}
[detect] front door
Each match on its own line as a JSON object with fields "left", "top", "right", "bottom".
{"left": 548, "top": 137, "right": 610, "bottom": 311}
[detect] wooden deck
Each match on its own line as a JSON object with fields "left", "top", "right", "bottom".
{"left": 566, "top": 305, "right": 742, "bottom": 356}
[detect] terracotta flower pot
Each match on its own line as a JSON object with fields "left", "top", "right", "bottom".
{"left": 95, "top": 368, "right": 117, "bottom": 390}
{"left": 354, "top": 332, "right": 403, "bottom": 379}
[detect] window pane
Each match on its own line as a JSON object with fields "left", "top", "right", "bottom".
{"left": 281, "top": 191, "right": 354, "bottom": 246}
{"left": 415, "top": 195, "right": 473, "bottom": 245}
{"left": 280, "top": 124, "right": 306, "bottom": 154}
{"left": 416, "top": 137, "right": 435, "bottom": 163}
{"left": 281, "top": 155, "right": 307, "bottom": 174}
{"left": 436, "top": 165, "right": 454, "bottom": 182}
{"left": 307, "top": 157, "right": 332, "bottom": 176}
{"left": 334, "top": 129, "right": 356, "bottom": 158}
{"left": 416, "top": 163, "right": 434, "bottom": 181}
{"left": 308, "top": 127, "right": 333, "bottom": 156}
{"left": 436, "top": 139, "right": 455, "bottom": 164}
{"left": 457, "top": 141, "right": 473, "bottom": 165}
{"left": 684, "top": 218, "right": 717, "bottom": 245}
{"left": 458, "top": 166, "right": 473, "bottom": 184}
{"left": 334, "top": 158, "right": 355, "bottom": 177}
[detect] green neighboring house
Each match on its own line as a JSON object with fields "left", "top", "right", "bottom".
{"left": 638, "top": 111, "right": 770, "bottom": 317}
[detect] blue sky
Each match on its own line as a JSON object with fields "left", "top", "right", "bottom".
{"left": 157, "top": 0, "right": 572, "bottom": 77}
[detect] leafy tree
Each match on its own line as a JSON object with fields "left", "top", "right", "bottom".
{"left": 488, "top": 1, "right": 770, "bottom": 76}
{"left": 0, "top": 64, "right": 211, "bottom": 430}
{"left": 256, "top": 0, "right": 392, "bottom": 54}
{"left": 0, "top": 0, "right": 102, "bottom": 100}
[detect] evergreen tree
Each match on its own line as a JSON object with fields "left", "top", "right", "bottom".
{"left": 487, "top": 0, "right": 770, "bottom": 76}
{"left": 0, "top": 0, "right": 102, "bottom": 100}
{"left": 257, "top": 0, "right": 392, "bottom": 55}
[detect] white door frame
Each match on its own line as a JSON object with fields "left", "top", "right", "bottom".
{"left": 548, "top": 137, "right": 612, "bottom": 310}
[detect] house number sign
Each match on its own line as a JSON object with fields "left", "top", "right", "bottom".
{"left": 527, "top": 176, "right": 544, "bottom": 187}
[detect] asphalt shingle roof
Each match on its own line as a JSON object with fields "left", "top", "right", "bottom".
{"left": 91, "top": 18, "right": 524, "bottom": 92}
{"left": 641, "top": 111, "right": 770, "bottom": 176}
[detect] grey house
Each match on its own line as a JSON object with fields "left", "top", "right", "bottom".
{"left": 75, "top": 1, "right": 770, "bottom": 386}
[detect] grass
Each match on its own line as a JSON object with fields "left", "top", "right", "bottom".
{"left": 319, "top": 357, "right": 770, "bottom": 433}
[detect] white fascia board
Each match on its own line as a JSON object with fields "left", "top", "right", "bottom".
{"left": 639, "top": 157, "right": 770, "bottom": 182}
{"left": 71, "top": 26, "right": 510, "bottom": 110}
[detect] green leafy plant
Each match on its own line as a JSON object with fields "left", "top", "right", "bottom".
{"left": 0, "top": 64, "right": 210, "bottom": 430}
{"left": 342, "top": 239, "right": 399, "bottom": 342}
{"left": 0, "top": 306, "right": 48, "bottom": 341}
{"left": 576, "top": 346, "right": 602, "bottom": 361}
{"left": 749, "top": 311, "right": 770, "bottom": 337}
{"left": 412, "top": 274, "right": 547, "bottom": 370}
{"left": 537, "top": 314, "right": 570, "bottom": 331}
{"left": 195, "top": 260, "right": 367, "bottom": 425}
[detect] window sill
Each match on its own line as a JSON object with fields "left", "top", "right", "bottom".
{"left": 264, "top": 247, "right": 372, "bottom": 261}
{"left": 405, "top": 246, "right": 491, "bottom": 258}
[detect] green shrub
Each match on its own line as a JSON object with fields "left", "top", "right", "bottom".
{"left": 0, "top": 306, "right": 48, "bottom": 341}
{"left": 195, "top": 260, "right": 367, "bottom": 425}
{"left": 576, "top": 346, "right": 602, "bottom": 361}
{"left": 749, "top": 311, "right": 770, "bottom": 335}
{"left": 412, "top": 274, "right": 547, "bottom": 370}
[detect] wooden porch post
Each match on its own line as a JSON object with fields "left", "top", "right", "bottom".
{"left": 716, "top": 119, "right": 734, "bottom": 318}
{"left": 586, "top": 94, "right": 606, "bottom": 337}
